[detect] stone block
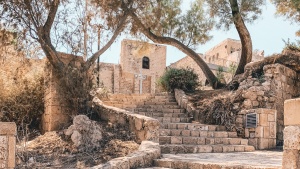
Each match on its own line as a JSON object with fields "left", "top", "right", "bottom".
{"left": 258, "top": 114, "right": 268, "bottom": 126}
{"left": 268, "top": 114, "right": 275, "bottom": 122}
{"left": 234, "top": 146, "right": 245, "bottom": 152}
{"left": 263, "top": 127, "right": 270, "bottom": 138}
{"left": 199, "top": 131, "right": 208, "bottom": 137}
{"left": 255, "top": 126, "right": 264, "bottom": 138}
{"left": 205, "top": 138, "right": 215, "bottom": 145}
{"left": 282, "top": 149, "right": 300, "bottom": 169}
{"left": 248, "top": 138, "right": 258, "bottom": 149}
{"left": 171, "top": 130, "right": 181, "bottom": 136}
{"left": 182, "top": 137, "right": 198, "bottom": 144}
{"left": 214, "top": 132, "right": 228, "bottom": 138}
{"left": 241, "top": 139, "right": 248, "bottom": 145}
{"left": 244, "top": 146, "right": 255, "bottom": 152}
{"left": 134, "top": 118, "right": 143, "bottom": 131}
{"left": 283, "top": 126, "right": 300, "bottom": 150}
{"left": 284, "top": 98, "right": 300, "bottom": 126}
{"left": 212, "top": 145, "right": 223, "bottom": 153}
{"left": 197, "top": 138, "right": 205, "bottom": 145}
{"left": 228, "top": 138, "right": 241, "bottom": 145}
{"left": 0, "top": 123, "right": 16, "bottom": 135}
{"left": 258, "top": 138, "right": 269, "bottom": 150}
{"left": 190, "top": 131, "right": 200, "bottom": 137}
{"left": 171, "top": 136, "right": 182, "bottom": 144}
{"left": 198, "top": 145, "right": 212, "bottom": 153}
{"left": 181, "top": 130, "right": 190, "bottom": 137}
{"left": 222, "top": 145, "right": 235, "bottom": 152}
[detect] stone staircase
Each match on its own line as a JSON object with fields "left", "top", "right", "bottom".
{"left": 103, "top": 93, "right": 256, "bottom": 167}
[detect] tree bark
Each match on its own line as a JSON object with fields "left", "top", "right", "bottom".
{"left": 229, "top": 0, "right": 252, "bottom": 76}
{"left": 129, "top": 11, "right": 224, "bottom": 89}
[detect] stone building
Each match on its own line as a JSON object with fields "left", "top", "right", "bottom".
{"left": 97, "top": 39, "right": 166, "bottom": 94}
{"left": 169, "top": 38, "right": 265, "bottom": 84}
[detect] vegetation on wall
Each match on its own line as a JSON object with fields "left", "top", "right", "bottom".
{"left": 158, "top": 67, "right": 199, "bottom": 92}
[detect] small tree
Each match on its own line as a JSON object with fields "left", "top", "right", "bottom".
{"left": 158, "top": 67, "right": 199, "bottom": 92}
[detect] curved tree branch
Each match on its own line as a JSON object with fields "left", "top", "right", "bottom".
{"left": 229, "top": 0, "right": 252, "bottom": 75}
{"left": 83, "top": 12, "right": 129, "bottom": 71}
{"left": 129, "top": 11, "right": 224, "bottom": 89}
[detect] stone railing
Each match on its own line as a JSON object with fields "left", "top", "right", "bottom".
{"left": 91, "top": 141, "right": 160, "bottom": 169}
{"left": 174, "top": 89, "right": 196, "bottom": 117}
{"left": 93, "top": 97, "right": 160, "bottom": 144}
{"left": 282, "top": 98, "right": 300, "bottom": 169}
{"left": 92, "top": 97, "right": 161, "bottom": 168}
{"left": 0, "top": 122, "right": 16, "bottom": 169}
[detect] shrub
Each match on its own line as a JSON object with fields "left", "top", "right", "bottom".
{"left": 158, "top": 67, "right": 199, "bottom": 92}
{"left": 0, "top": 76, "right": 44, "bottom": 139}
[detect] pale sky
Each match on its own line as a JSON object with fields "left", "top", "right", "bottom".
{"left": 98, "top": 1, "right": 299, "bottom": 66}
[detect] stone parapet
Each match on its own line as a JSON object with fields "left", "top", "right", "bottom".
{"left": 91, "top": 141, "right": 160, "bottom": 169}
{"left": 93, "top": 97, "right": 160, "bottom": 143}
{"left": 174, "top": 89, "right": 195, "bottom": 118}
{"left": 0, "top": 122, "right": 16, "bottom": 169}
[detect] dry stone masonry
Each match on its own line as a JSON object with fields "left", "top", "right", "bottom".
{"left": 238, "top": 63, "right": 300, "bottom": 145}
{"left": 0, "top": 122, "right": 16, "bottom": 169}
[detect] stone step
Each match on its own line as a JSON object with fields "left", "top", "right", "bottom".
{"left": 159, "top": 129, "right": 238, "bottom": 138}
{"left": 137, "top": 168, "right": 171, "bottom": 169}
{"left": 134, "top": 108, "right": 185, "bottom": 113}
{"left": 161, "top": 123, "right": 225, "bottom": 131}
{"left": 144, "top": 101, "right": 178, "bottom": 106}
{"left": 156, "top": 117, "right": 191, "bottom": 123}
{"left": 153, "top": 151, "right": 282, "bottom": 169}
{"left": 159, "top": 136, "right": 248, "bottom": 146}
{"left": 137, "top": 105, "right": 180, "bottom": 109}
{"left": 160, "top": 144, "right": 255, "bottom": 154}
{"left": 138, "top": 112, "right": 188, "bottom": 118}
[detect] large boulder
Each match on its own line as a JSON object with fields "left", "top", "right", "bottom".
{"left": 65, "top": 115, "right": 102, "bottom": 149}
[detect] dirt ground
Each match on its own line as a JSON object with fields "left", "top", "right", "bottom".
{"left": 16, "top": 121, "right": 139, "bottom": 168}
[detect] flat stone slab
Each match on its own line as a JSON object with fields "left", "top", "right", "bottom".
{"left": 157, "top": 150, "right": 282, "bottom": 169}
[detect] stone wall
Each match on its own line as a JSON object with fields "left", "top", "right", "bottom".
{"left": 238, "top": 63, "right": 299, "bottom": 145}
{"left": 0, "top": 122, "right": 16, "bottom": 169}
{"left": 236, "top": 109, "right": 277, "bottom": 150}
{"left": 93, "top": 97, "right": 160, "bottom": 144}
{"left": 42, "top": 54, "right": 85, "bottom": 132}
{"left": 91, "top": 141, "right": 160, "bottom": 169}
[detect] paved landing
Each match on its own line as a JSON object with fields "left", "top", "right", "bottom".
{"left": 155, "top": 150, "right": 282, "bottom": 169}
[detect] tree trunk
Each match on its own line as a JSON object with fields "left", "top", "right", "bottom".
{"left": 229, "top": 0, "right": 252, "bottom": 76}
{"left": 129, "top": 12, "right": 224, "bottom": 89}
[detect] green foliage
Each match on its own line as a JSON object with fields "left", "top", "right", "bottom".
{"left": 216, "top": 66, "right": 225, "bottom": 83}
{"left": 228, "top": 63, "right": 238, "bottom": 78}
{"left": 0, "top": 76, "right": 44, "bottom": 138}
{"left": 283, "top": 39, "right": 300, "bottom": 52}
{"left": 158, "top": 67, "right": 199, "bottom": 92}
{"left": 272, "top": 0, "right": 300, "bottom": 36}
{"left": 207, "top": 0, "right": 265, "bottom": 30}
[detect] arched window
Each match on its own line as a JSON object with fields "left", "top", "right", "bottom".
{"left": 142, "top": 56, "right": 150, "bottom": 69}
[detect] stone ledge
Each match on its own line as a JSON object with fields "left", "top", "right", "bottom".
{"left": 0, "top": 122, "right": 16, "bottom": 135}
{"left": 93, "top": 97, "right": 160, "bottom": 144}
{"left": 91, "top": 141, "right": 160, "bottom": 169}
{"left": 174, "top": 89, "right": 194, "bottom": 115}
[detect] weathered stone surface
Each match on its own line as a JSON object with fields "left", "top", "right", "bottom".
{"left": 282, "top": 149, "right": 300, "bottom": 169}
{"left": 284, "top": 98, "right": 300, "bottom": 126}
{"left": 65, "top": 115, "right": 103, "bottom": 148}
{"left": 0, "top": 123, "right": 16, "bottom": 135}
{"left": 283, "top": 126, "right": 300, "bottom": 150}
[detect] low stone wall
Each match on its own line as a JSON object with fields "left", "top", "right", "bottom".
{"left": 236, "top": 109, "right": 277, "bottom": 150}
{"left": 0, "top": 122, "right": 16, "bottom": 169}
{"left": 93, "top": 97, "right": 160, "bottom": 144}
{"left": 91, "top": 141, "right": 160, "bottom": 169}
{"left": 282, "top": 98, "right": 300, "bottom": 169}
{"left": 174, "top": 89, "right": 195, "bottom": 117}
